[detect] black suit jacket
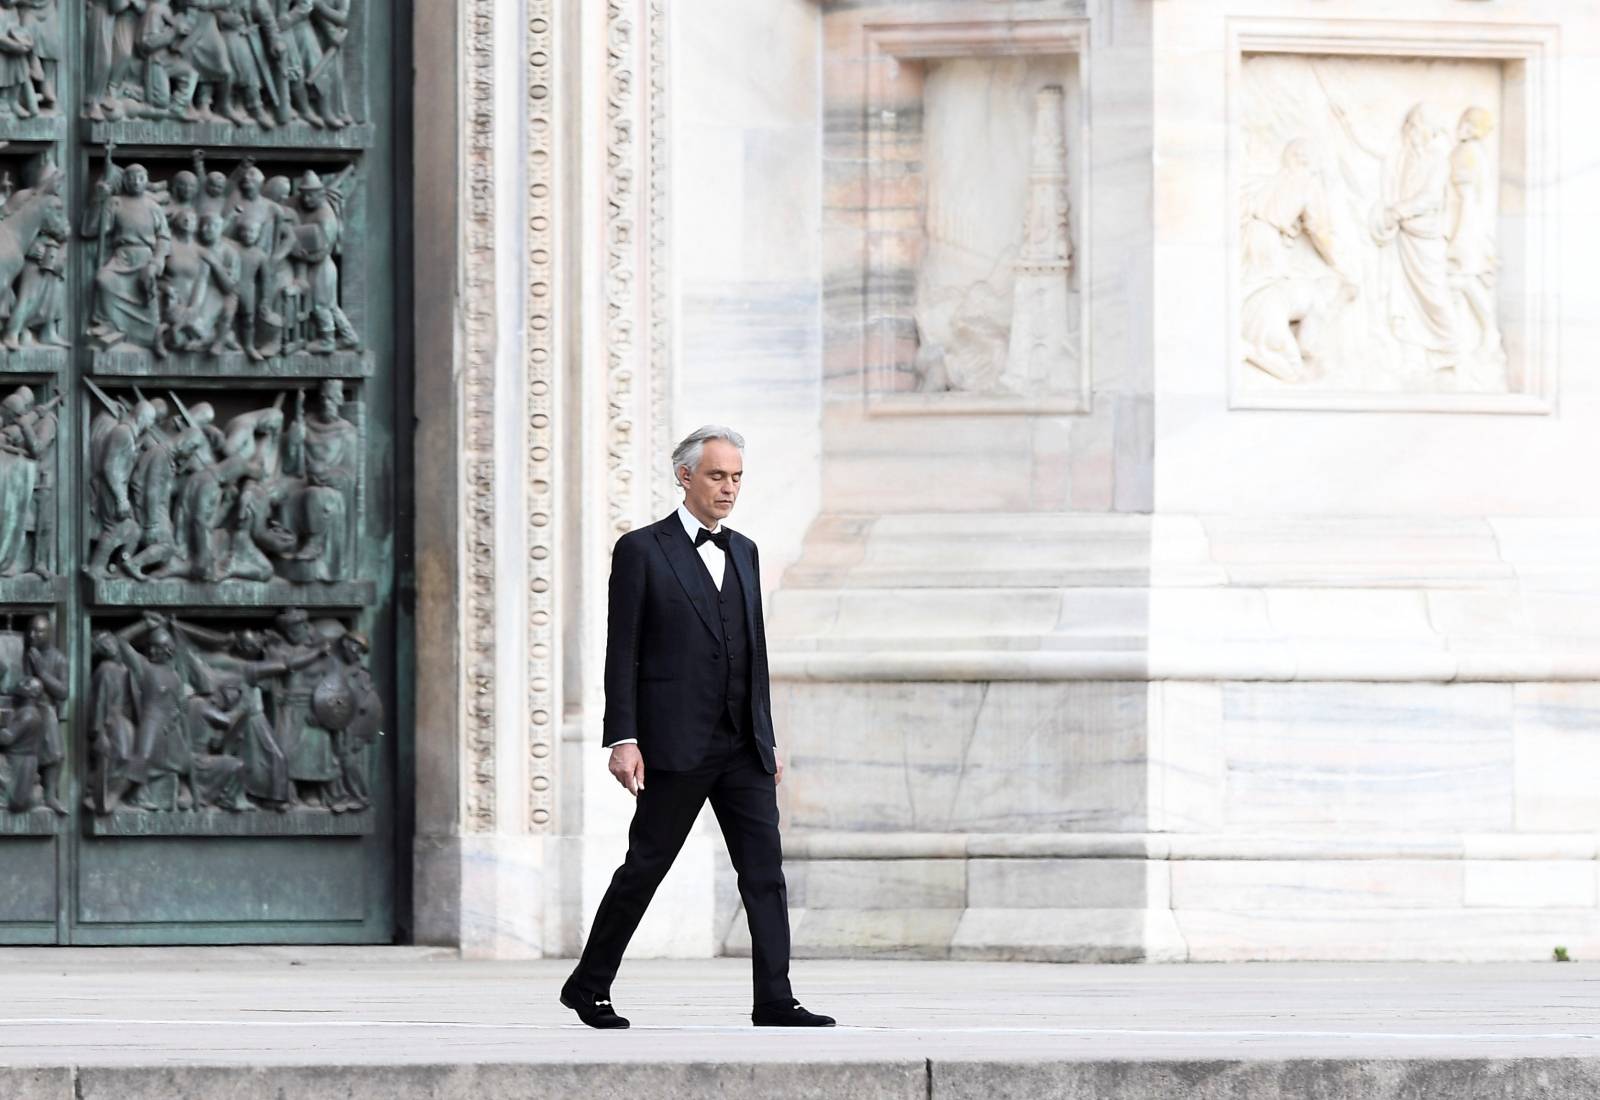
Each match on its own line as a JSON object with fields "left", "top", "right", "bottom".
{"left": 602, "top": 512, "right": 777, "bottom": 773}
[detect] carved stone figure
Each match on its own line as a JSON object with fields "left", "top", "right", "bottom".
{"left": 999, "top": 85, "right": 1076, "bottom": 397}
{"left": 1447, "top": 106, "right": 1507, "bottom": 386}
{"left": 1240, "top": 139, "right": 1357, "bottom": 382}
{"left": 81, "top": 160, "right": 171, "bottom": 350}
{"left": 1240, "top": 55, "right": 1517, "bottom": 395}
{"left": 1368, "top": 103, "right": 1458, "bottom": 372}
{"left": 0, "top": 384, "right": 58, "bottom": 577}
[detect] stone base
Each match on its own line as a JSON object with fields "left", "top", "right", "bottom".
{"left": 412, "top": 834, "right": 554, "bottom": 959}
{"left": 728, "top": 834, "right": 1600, "bottom": 962}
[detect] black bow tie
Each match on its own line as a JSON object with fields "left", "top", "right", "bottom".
{"left": 694, "top": 527, "right": 729, "bottom": 551}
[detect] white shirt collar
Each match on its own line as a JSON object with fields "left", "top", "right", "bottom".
{"left": 677, "top": 503, "right": 720, "bottom": 541}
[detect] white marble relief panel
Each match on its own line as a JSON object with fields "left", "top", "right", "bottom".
{"left": 912, "top": 58, "right": 1082, "bottom": 402}
{"left": 1233, "top": 50, "right": 1543, "bottom": 409}
{"left": 864, "top": 24, "right": 1090, "bottom": 416}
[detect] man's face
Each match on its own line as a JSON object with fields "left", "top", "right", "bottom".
{"left": 678, "top": 439, "right": 742, "bottom": 527}
{"left": 27, "top": 617, "right": 49, "bottom": 648}
{"left": 126, "top": 168, "right": 148, "bottom": 195}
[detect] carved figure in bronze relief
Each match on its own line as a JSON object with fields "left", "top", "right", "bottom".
{"left": 0, "top": 385, "right": 58, "bottom": 577}
{"left": 0, "top": 0, "right": 39, "bottom": 119}
{"left": 82, "top": 161, "right": 171, "bottom": 350}
{"left": 4, "top": 218, "right": 69, "bottom": 349}
{"left": 283, "top": 379, "right": 356, "bottom": 579}
{"left": 115, "top": 613, "right": 201, "bottom": 812}
{"left": 321, "top": 628, "right": 378, "bottom": 812}
{"left": 15, "top": 0, "right": 60, "bottom": 112}
{"left": 87, "top": 629, "right": 135, "bottom": 813}
{"left": 88, "top": 392, "right": 155, "bottom": 577}
{"left": 265, "top": 607, "right": 337, "bottom": 805}
{"left": 10, "top": 614, "right": 66, "bottom": 813}
{"left": 126, "top": 420, "right": 200, "bottom": 579}
{"left": 186, "top": 213, "right": 243, "bottom": 353}
{"left": 135, "top": 0, "right": 200, "bottom": 120}
{"left": 291, "top": 166, "right": 358, "bottom": 352}
{"left": 86, "top": 610, "right": 377, "bottom": 819}
{"left": 0, "top": 675, "right": 63, "bottom": 812}
{"left": 0, "top": 167, "right": 69, "bottom": 348}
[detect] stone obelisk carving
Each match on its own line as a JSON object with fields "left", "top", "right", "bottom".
{"left": 1000, "top": 85, "right": 1076, "bottom": 396}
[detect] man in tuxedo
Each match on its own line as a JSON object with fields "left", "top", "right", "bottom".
{"left": 561, "top": 426, "right": 834, "bottom": 1030}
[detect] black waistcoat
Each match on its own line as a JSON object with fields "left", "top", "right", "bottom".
{"left": 693, "top": 546, "right": 752, "bottom": 732}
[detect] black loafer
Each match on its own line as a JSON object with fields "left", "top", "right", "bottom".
{"left": 560, "top": 979, "right": 630, "bottom": 1029}
{"left": 752, "top": 998, "right": 835, "bottom": 1027}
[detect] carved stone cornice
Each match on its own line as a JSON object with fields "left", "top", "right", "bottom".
{"left": 526, "top": 1, "right": 558, "bottom": 832}
{"left": 462, "top": 0, "right": 498, "bottom": 832}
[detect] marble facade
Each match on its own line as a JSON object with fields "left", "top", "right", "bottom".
{"left": 409, "top": 0, "right": 1600, "bottom": 963}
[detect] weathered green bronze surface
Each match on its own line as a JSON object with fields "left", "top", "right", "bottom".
{"left": 0, "top": 0, "right": 399, "bottom": 945}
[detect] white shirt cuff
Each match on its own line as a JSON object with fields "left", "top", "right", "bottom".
{"left": 609, "top": 738, "right": 637, "bottom": 746}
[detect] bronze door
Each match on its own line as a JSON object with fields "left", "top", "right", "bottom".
{"left": 0, "top": 0, "right": 404, "bottom": 943}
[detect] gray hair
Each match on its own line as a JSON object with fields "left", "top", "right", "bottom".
{"left": 671, "top": 425, "right": 745, "bottom": 484}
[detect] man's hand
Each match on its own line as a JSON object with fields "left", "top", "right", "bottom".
{"left": 775, "top": 753, "right": 784, "bottom": 786}
{"left": 609, "top": 744, "right": 645, "bottom": 796}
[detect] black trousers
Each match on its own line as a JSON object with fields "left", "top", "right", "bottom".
{"left": 572, "top": 712, "right": 792, "bottom": 1006}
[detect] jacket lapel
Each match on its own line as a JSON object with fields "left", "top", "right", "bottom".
{"left": 727, "top": 533, "right": 760, "bottom": 646}
{"left": 654, "top": 518, "right": 719, "bottom": 638}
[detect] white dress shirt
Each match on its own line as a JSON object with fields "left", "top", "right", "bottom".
{"left": 611, "top": 506, "right": 726, "bottom": 750}
{"left": 678, "top": 503, "right": 726, "bottom": 590}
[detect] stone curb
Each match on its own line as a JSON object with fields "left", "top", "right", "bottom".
{"left": 6, "top": 1058, "right": 1599, "bottom": 1100}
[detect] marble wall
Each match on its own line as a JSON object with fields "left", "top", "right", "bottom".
{"left": 411, "top": 0, "right": 1600, "bottom": 963}
{"left": 819, "top": 0, "right": 1151, "bottom": 515}
{"left": 674, "top": 0, "right": 823, "bottom": 584}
